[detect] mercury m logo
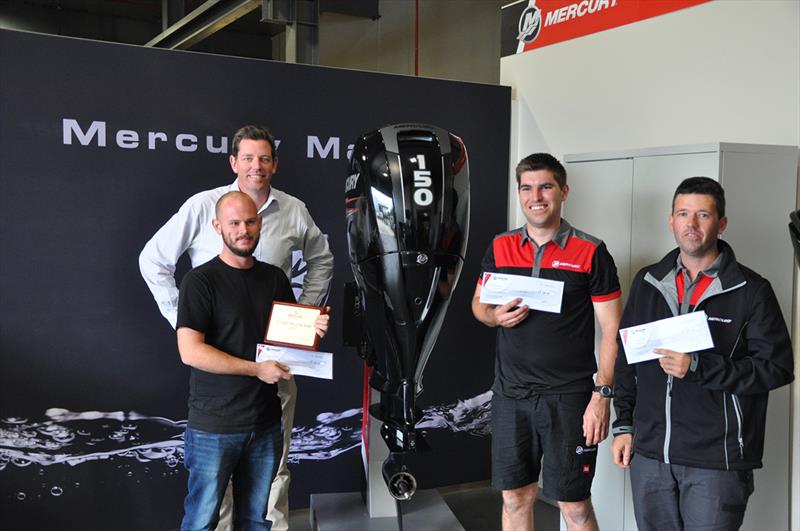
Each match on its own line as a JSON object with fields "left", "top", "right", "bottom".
{"left": 517, "top": 1, "right": 542, "bottom": 44}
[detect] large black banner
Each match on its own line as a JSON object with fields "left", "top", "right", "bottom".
{"left": 0, "top": 29, "right": 510, "bottom": 529}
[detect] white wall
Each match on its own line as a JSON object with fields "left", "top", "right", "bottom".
{"left": 501, "top": 1, "right": 799, "bottom": 529}
{"left": 501, "top": 0, "right": 799, "bottom": 159}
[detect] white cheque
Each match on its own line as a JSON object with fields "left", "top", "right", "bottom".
{"left": 619, "top": 311, "right": 714, "bottom": 364}
{"left": 479, "top": 272, "right": 564, "bottom": 314}
{"left": 256, "top": 344, "right": 333, "bottom": 380}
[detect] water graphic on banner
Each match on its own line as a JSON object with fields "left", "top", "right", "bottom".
{"left": 1, "top": 392, "right": 492, "bottom": 501}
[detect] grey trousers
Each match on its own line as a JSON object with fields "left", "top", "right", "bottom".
{"left": 630, "top": 454, "right": 753, "bottom": 531}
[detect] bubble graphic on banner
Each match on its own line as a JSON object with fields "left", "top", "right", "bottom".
{"left": 288, "top": 408, "right": 362, "bottom": 464}
{"left": 1, "top": 391, "right": 494, "bottom": 500}
{"left": 416, "top": 390, "right": 493, "bottom": 436}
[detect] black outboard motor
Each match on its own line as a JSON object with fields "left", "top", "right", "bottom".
{"left": 345, "top": 123, "right": 469, "bottom": 500}
{"left": 790, "top": 210, "right": 800, "bottom": 267}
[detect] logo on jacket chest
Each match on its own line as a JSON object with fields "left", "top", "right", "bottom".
{"left": 707, "top": 316, "right": 733, "bottom": 324}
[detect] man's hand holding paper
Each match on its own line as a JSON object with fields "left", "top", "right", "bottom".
{"left": 492, "top": 297, "right": 529, "bottom": 328}
{"left": 256, "top": 344, "right": 333, "bottom": 380}
{"left": 254, "top": 359, "right": 293, "bottom": 384}
{"left": 258, "top": 304, "right": 332, "bottom": 380}
{"left": 314, "top": 311, "right": 330, "bottom": 338}
{"left": 654, "top": 348, "right": 694, "bottom": 378}
{"left": 619, "top": 311, "right": 714, "bottom": 365}
{"left": 480, "top": 272, "right": 564, "bottom": 314}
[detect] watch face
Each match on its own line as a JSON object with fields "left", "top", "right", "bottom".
{"left": 595, "top": 385, "right": 613, "bottom": 397}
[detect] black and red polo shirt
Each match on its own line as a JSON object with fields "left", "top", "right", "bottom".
{"left": 479, "top": 219, "right": 621, "bottom": 398}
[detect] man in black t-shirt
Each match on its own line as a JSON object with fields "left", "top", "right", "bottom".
{"left": 472, "top": 154, "right": 622, "bottom": 531}
{"left": 176, "top": 191, "right": 329, "bottom": 530}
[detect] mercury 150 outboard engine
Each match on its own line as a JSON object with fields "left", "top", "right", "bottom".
{"left": 345, "top": 123, "right": 469, "bottom": 500}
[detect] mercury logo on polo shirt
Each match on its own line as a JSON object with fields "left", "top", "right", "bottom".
{"left": 552, "top": 260, "right": 581, "bottom": 270}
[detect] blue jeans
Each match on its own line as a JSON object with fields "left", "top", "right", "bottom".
{"left": 181, "top": 425, "right": 282, "bottom": 531}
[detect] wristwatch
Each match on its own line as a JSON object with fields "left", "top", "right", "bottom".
{"left": 593, "top": 385, "right": 614, "bottom": 398}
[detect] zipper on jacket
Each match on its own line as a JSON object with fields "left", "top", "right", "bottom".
{"left": 723, "top": 394, "right": 730, "bottom": 469}
{"left": 663, "top": 375, "right": 673, "bottom": 463}
{"left": 649, "top": 270, "right": 748, "bottom": 470}
{"left": 732, "top": 394, "right": 745, "bottom": 459}
{"left": 728, "top": 321, "right": 748, "bottom": 461}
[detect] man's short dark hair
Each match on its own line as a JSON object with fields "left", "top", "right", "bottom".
{"left": 515, "top": 153, "right": 567, "bottom": 189}
{"left": 231, "top": 125, "right": 277, "bottom": 158}
{"left": 672, "top": 177, "right": 726, "bottom": 218}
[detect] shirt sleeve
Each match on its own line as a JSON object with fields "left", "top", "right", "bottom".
{"left": 612, "top": 269, "right": 643, "bottom": 435}
{"left": 176, "top": 269, "right": 213, "bottom": 333}
{"left": 478, "top": 240, "right": 498, "bottom": 286}
{"left": 685, "top": 279, "right": 794, "bottom": 395}
{"left": 138, "top": 198, "right": 202, "bottom": 329}
{"left": 589, "top": 242, "right": 622, "bottom": 302}
{"left": 296, "top": 204, "right": 334, "bottom": 306}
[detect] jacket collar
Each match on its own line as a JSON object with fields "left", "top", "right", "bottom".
{"left": 649, "top": 239, "right": 744, "bottom": 291}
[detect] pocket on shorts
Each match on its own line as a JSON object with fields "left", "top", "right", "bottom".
{"left": 557, "top": 441, "right": 598, "bottom": 501}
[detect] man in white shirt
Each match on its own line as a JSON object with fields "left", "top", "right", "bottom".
{"left": 140, "top": 125, "right": 334, "bottom": 531}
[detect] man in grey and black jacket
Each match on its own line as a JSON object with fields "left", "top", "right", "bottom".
{"left": 611, "top": 177, "right": 793, "bottom": 531}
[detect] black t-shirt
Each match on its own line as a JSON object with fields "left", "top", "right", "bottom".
{"left": 177, "top": 256, "right": 296, "bottom": 433}
{"left": 480, "top": 221, "right": 621, "bottom": 397}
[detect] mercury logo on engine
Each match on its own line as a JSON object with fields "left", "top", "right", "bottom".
{"left": 345, "top": 172, "right": 360, "bottom": 193}
{"left": 413, "top": 154, "right": 433, "bottom": 206}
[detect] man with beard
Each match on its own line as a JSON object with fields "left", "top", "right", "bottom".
{"left": 140, "top": 125, "right": 333, "bottom": 530}
{"left": 611, "top": 177, "right": 793, "bottom": 530}
{"left": 177, "top": 191, "right": 329, "bottom": 530}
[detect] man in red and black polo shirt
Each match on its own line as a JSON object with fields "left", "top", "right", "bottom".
{"left": 472, "top": 153, "right": 622, "bottom": 531}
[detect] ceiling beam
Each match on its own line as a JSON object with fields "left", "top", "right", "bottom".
{"left": 145, "top": 0, "right": 261, "bottom": 49}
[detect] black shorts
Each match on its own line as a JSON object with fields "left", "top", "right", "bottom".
{"left": 491, "top": 391, "right": 597, "bottom": 502}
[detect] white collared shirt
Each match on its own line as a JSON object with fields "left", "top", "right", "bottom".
{"left": 139, "top": 181, "right": 333, "bottom": 328}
